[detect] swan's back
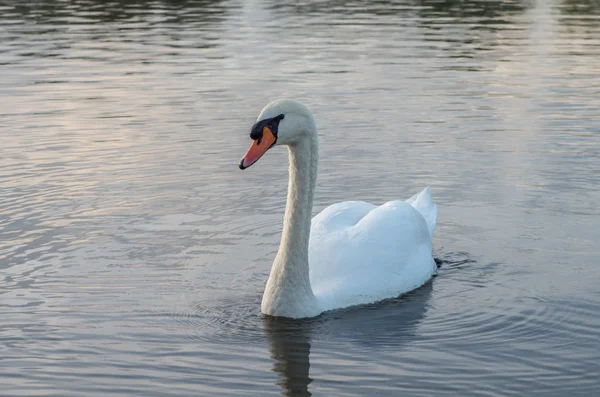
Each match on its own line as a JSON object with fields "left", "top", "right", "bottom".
{"left": 309, "top": 187, "right": 437, "bottom": 312}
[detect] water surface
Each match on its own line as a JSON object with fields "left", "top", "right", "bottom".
{"left": 1, "top": 0, "right": 599, "bottom": 396}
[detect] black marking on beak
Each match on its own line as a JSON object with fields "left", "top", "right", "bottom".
{"left": 250, "top": 113, "right": 285, "bottom": 146}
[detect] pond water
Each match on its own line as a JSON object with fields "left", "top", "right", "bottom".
{"left": 1, "top": 0, "right": 599, "bottom": 396}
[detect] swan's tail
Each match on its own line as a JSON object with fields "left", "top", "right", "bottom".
{"left": 406, "top": 186, "right": 437, "bottom": 239}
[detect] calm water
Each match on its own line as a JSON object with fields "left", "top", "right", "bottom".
{"left": 1, "top": 0, "right": 599, "bottom": 395}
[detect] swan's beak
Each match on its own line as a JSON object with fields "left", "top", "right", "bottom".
{"left": 239, "top": 126, "right": 277, "bottom": 170}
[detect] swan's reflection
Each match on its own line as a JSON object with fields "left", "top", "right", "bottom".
{"left": 262, "top": 281, "right": 434, "bottom": 397}
{"left": 263, "top": 316, "right": 314, "bottom": 396}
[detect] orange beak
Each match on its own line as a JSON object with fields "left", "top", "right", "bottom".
{"left": 239, "top": 126, "right": 277, "bottom": 169}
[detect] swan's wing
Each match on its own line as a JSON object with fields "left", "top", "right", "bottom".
{"left": 309, "top": 200, "right": 435, "bottom": 311}
{"left": 311, "top": 201, "right": 376, "bottom": 235}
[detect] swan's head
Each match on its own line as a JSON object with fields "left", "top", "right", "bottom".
{"left": 239, "top": 99, "right": 316, "bottom": 169}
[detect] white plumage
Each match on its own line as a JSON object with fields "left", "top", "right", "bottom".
{"left": 310, "top": 189, "right": 437, "bottom": 313}
{"left": 239, "top": 99, "right": 437, "bottom": 318}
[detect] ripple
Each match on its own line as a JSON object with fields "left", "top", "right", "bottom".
{"left": 2, "top": 0, "right": 600, "bottom": 396}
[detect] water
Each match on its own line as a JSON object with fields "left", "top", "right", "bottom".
{"left": 1, "top": 0, "right": 599, "bottom": 395}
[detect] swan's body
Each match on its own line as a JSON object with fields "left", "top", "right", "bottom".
{"left": 240, "top": 99, "right": 437, "bottom": 319}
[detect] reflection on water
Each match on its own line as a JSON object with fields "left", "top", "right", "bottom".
{"left": 415, "top": 0, "right": 531, "bottom": 17}
{"left": 1, "top": 0, "right": 600, "bottom": 396}
{"left": 263, "top": 282, "right": 433, "bottom": 397}
{"left": 264, "top": 317, "right": 313, "bottom": 397}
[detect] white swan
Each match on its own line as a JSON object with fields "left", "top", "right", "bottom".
{"left": 239, "top": 99, "right": 437, "bottom": 319}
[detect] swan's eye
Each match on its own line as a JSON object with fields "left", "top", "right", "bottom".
{"left": 249, "top": 114, "right": 285, "bottom": 142}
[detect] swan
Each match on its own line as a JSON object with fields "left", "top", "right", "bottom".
{"left": 239, "top": 99, "right": 437, "bottom": 319}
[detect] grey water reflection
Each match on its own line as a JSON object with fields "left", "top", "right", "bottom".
{"left": 7, "top": 0, "right": 230, "bottom": 22}
{"left": 414, "top": 0, "right": 531, "bottom": 18}
{"left": 264, "top": 318, "right": 313, "bottom": 397}
{"left": 560, "top": 0, "right": 600, "bottom": 15}
{"left": 263, "top": 282, "right": 433, "bottom": 397}
{"left": 1, "top": 0, "right": 600, "bottom": 396}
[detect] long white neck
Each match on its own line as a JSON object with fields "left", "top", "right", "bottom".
{"left": 261, "top": 130, "right": 320, "bottom": 318}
